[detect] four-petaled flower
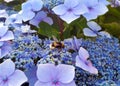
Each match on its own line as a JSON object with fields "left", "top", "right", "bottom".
{"left": 19, "top": 0, "right": 43, "bottom": 22}
{"left": 35, "top": 64, "right": 76, "bottom": 86}
{"left": 52, "top": 0, "right": 88, "bottom": 24}
{"left": 0, "top": 59, "right": 28, "bottom": 86}
{"left": 82, "top": 0, "right": 108, "bottom": 21}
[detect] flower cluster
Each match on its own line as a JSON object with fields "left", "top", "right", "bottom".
{"left": 74, "top": 36, "right": 120, "bottom": 85}
{"left": 5, "top": 34, "right": 43, "bottom": 70}
{"left": 0, "top": 0, "right": 120, "bottom": 86}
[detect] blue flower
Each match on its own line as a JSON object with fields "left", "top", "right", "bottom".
{"left": 0, "top": 59, "right": 27, "bottom": 86}
{"left": 82, "top": 0, "right": 108, "bottom": 21}
{"left": 52, "top": 0, "right": 88, "bottom": 23}
{"left": 19, "top": 0, "right": 43, "bottom": 22}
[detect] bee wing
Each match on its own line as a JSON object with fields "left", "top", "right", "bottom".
{"left": 87, "top": 21, "right": 101, "bottom": 31}
{"left": 83, "top": 28, "right": 97, "bottom": 37}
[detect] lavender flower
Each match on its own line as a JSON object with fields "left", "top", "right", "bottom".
{"left": 35, "top": 64, "right": 76, "bottom": 86}
{"left": 0, "top": 59, "right": 28, "bottom": 86}
{"left": 82, "top": 0, "right": 108, "bottom": 21}
{"left": 19, "top": 0, "right": 43, "bottom": 22}
{"left": 52, "top": 0, "right": 88, "bottom": 23}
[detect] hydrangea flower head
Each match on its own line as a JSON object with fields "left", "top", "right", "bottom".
{"left": 0, "top": 59, "right": 28, "bottom": 86}
{"left": 52, "top": 0, "right": 88, "bottom": 23}
{"left": 76, "top": 47, "right": 98, "bottom": 74}
{"left": 35, "top": 64, "right": 76, "bottom": 86}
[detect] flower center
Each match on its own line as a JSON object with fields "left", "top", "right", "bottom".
{"left": 67, "top": 8, "right": 73, "bottom": 12}
{"left": 52, "top": 80, "right": 59, "bottom": 85}
{"left": 88, "top": 7, "right": 93, "bottom": 11}
{"left": 2, "top": 77, "right": 8, "bottom": 83}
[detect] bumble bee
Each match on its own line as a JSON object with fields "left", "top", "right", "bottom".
{"left": 50, "top": 36, "right": 65, "bottom": 49}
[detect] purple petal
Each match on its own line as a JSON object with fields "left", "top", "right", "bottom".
{"left": 29, "top": 0, "right": 43, "bottom": 11}
{"left": 64, "top": 0, "right": 80, "bottom": 8}
{"left": 1, "top": 42, "right": 12, "bottom": 58}
{"left": 72, "top": 36, "right": 82, "bottom": 51}
{"left": 87, "top": 21, "right": 101, "bottom": 31}
{"left": 22, "top": 1, "right": 32, "bottom": 11}
{"left": 99, "top": 0, "right": 110, "bottom": 5}
{"left": 0, "top": 10, "right": 8, "bottom": 18}
{"left": 83, "top": 12, "right": 98, "bottom": 21}
{"left": 0, "top": 59, "right": 15, "bottom": 77}
{"left": 9, "top": 70, "right": 28, "bottom": 86}
{"left": 78, "top": 47, "right": 89, "bottom": 60}
{"left": 57, "top": 64, "right": 75, "bottom": 83}
{"left": 36, "top": 64, "right": 56, "bottom": 82}
{"left": 94, "top": 3, "right": 108, "bottom": 15}
{"left": 0, "top": 41, "right": 4, "bottom": 46}
{"left": 35, "top": 81, "right": 53, "bottom": 86}
{"left": 83, "top": 28, "right": 97, "bottom": 37}
{"left": 76, "top": 56, "right": 98, "bottom": 74}
{"left": 60, "top": 12, "right": 80, "bottom": 24}
{"left": 0, "top": 25, "right": 8, "bottom": 37}
{"left": 29, "top": 11, "right": 47, "bottom": 27}
{"left": 0, "top": 81, "right": 8, "bottom": 86}
{"left": 25, "top": 65, "right": 37, "bottom": 86}
{"left": 52, "top": 4, "right": 67, "bottom": 15}
{"left": 59, "top": 80, "right": 76, "bottom": 86}
{"left": 43, "top": 17, "right": 53, "bottom": 25}
{"left": 0, "top": 31, "right": 14, "bottom": 41}
{"left": 20, "top": 10, "right": 35, "bottom": 22}
{"left": 0, "top": 49, "right": 1, "bottom": 57}
{"left": 73, "top": 4, "right": 88, "bottom": 15}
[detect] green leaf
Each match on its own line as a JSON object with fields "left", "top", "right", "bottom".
{"left": 101, "top": 22, "right": 120, "bottom": 38}
{"left": 102, "top": 6, "right": 120, "bottom": 23}
{"left": 38, "top": 22, "right": 59, "bottom": 38}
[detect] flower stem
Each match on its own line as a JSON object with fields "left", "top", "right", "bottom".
{"left": 57, "top": 17, "right": 64, "bottom": 40}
